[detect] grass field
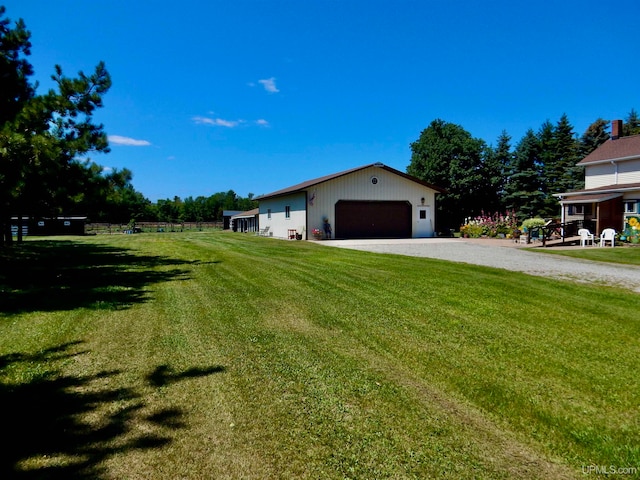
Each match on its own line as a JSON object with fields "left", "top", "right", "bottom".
{"left": 1, "top": 232, "right": 638, "bottom": 479}
{"left": 534, "top": 244, "right": 640, "bottom": 266}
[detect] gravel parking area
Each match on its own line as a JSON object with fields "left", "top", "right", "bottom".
{"left": 322, "top": 238, "right": 640, "bottom": 293}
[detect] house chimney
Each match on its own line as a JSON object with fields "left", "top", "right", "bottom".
{"left": 612, "top": 119, "right": 623, "bottom": 140}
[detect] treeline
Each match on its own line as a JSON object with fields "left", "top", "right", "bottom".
{"left": 149, "top": 191, "right": 257, "bottom": 223}
{"left": 0, "top": 6, "right": 255, "bottom": 244}
{"left": 66, "top": 176, "right": 258, "bottom": 224}
{"left": 408, "top": 110, "right": 640, "bottom": 231}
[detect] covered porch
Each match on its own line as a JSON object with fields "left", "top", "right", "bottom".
{"left": 557, "top": 193, "right": 623, "bottom": 236}
{"left": 231, "top": 208, "right": 259, "bottom": 233}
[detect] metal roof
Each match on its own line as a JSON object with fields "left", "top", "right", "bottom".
{"left": 231, "top": 208, "right": 259, "bottom": 219}
{"left": 255, "top": 163, "right": 446, "bottom": 200}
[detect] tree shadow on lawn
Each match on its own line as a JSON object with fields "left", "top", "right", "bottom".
{"left": 0, "top": 240, "right": 216, "bottom": 314}
{"left": 0, "top": 341, "right": 226, "bottom": 479}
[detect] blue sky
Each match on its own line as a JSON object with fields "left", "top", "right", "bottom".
{"left": 5, "top": 0, "right": 640, "bottom": 201}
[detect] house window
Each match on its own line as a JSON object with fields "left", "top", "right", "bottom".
{"left": 267, "top": 209, "right": 271, "bottom": 219}
{"left": 371, "top": 176, "right": 379, "bottom": 185}
{"left": 285, "top": 206, "right": 291, "bottom": 219}
{"left": 568, "top": 204, "right": 592, "bottom": 215}
{"left": 419, "top": 210, "right": 427, "bottom": 219}
{"left": 569, "top": 205, "right": 585, "bottom": 215}
{"left": 624, "top": 201, "right": 638, "bottom": 213}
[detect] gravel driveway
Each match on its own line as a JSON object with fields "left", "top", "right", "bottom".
{"left": 322, "top": 238, "right": 640, "bottom": 293}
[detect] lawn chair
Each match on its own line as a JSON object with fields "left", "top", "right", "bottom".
{"left": 599, "top": 228, "right": 615, "bottom": 247}
{"left": 578, "top": 228, "right": 595, "bottom": 247}
{"left": 530, "top": 228, "right": 541, "bottom": 243}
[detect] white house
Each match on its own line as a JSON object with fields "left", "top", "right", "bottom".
{"left": 555, "top": 120, "right": 640, "bottom": 236}
{"left": 255, "top": 163, "right": 446, "bottom": 240}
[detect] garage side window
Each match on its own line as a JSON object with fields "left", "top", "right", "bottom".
{"left": 285, "top": 206, "right": 291, "bottom": 219}
{"left": 267, "top": 209, "right": 272, "bottom": 219}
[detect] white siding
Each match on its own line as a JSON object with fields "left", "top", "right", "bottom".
{"left": 585, "top": 164, "right": 615, "bottom": 189}
{"left": 258, "top": 192, "right": 306, "bottom": 239}
{"left": 306, "top": 166, "right": 437, "bottom": 238}
{"left": 585, "top": 159, "right": 640, "bottom": 188}
{"left": 618, "top": 159, "right": 640, "bottom": 184}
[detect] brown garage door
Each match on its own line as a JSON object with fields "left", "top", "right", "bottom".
{"left": 335, "top": 201, "right": 411, "bottom": 239}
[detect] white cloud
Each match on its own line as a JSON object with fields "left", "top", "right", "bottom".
{"left": 256, "top": 119, "right": 270, "bottom": 127}
{"left": 108, "top": 135, "right": 151, "bottom": 146}
{"left": 258, "top": 77, "right": 279, "bottom": 93}
{"left": 192, "top": 116, "right": 241, "bottom": 128}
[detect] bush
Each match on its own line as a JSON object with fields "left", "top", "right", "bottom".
{"left": 521, "top": 217, "right": 546, "bottom": 232}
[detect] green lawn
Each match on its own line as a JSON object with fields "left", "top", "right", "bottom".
{"left": 1, "top": 232, "right": 638, "bottom": 479}
{"left": 534, "top": 244, "right": 640, "bottom": 265}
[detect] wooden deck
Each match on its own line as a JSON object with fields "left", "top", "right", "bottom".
{"left": 540, "top": 236, "right": 580, "bottom": 247}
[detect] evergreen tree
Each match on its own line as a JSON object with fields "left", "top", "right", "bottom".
{"left": 477, "top": 132, "right": 509, "bottom": 214}
{"left": 540, "top": 114, "right": 582, "bottom": 215}
{"left": 489, "top": 130, "right": 513, "bottom": 210}
{"left": 0, "top": 7, "right": 112, "bottom": 244}
{"left": 504, "top": 129, "right": 544, "bottom": 220}
{"left": 623, "top": 108, "right": 640, "bottom": 136}
{"left": 0, "top": 6, "right": 34, "bottom": 126}
{"left": 579, "top": 118, "right": 610, "bottom": 157}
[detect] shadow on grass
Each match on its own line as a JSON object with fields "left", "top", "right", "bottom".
{"left": 0, "top": 240, "right": 216, "bottom": 314}
{"left": 0, "top": 341, "right": 226, "bottom": 479}
{"left": 147, "top": 364, "right": 226, "bottom": 387}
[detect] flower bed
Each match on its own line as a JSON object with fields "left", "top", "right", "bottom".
{"left": 621, "top": 216, "right": 640, "bottom": 244}
{"left": 460, "top": 211, "right": 519, "bottom": 238}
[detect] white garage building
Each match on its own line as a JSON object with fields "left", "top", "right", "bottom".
{"left": 255, "top": 163, "right": 446, "bottom": 240}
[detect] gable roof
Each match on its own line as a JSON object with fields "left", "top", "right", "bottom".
{"left": 578, "top": 134, "right": 640, "bottom": 165}
{"left": 255, "top": 163, "right": 446, "bottom": 200}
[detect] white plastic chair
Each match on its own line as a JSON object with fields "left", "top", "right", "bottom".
{"left": 599, "top": 228, "right": 616, "bottom": 247}
{"left": 578, "top": 228, "right": 594, "bottom": 247}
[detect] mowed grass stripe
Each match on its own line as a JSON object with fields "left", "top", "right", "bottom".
{"left": 1, "top": 231, "right": 638, "bottom": 479}
{"left": 156, "top": 234, "right": 636, "bottom": 474}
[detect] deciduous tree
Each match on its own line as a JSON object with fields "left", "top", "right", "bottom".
{"left": 408, "top": 119, "right": 486, "bottom": 231}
